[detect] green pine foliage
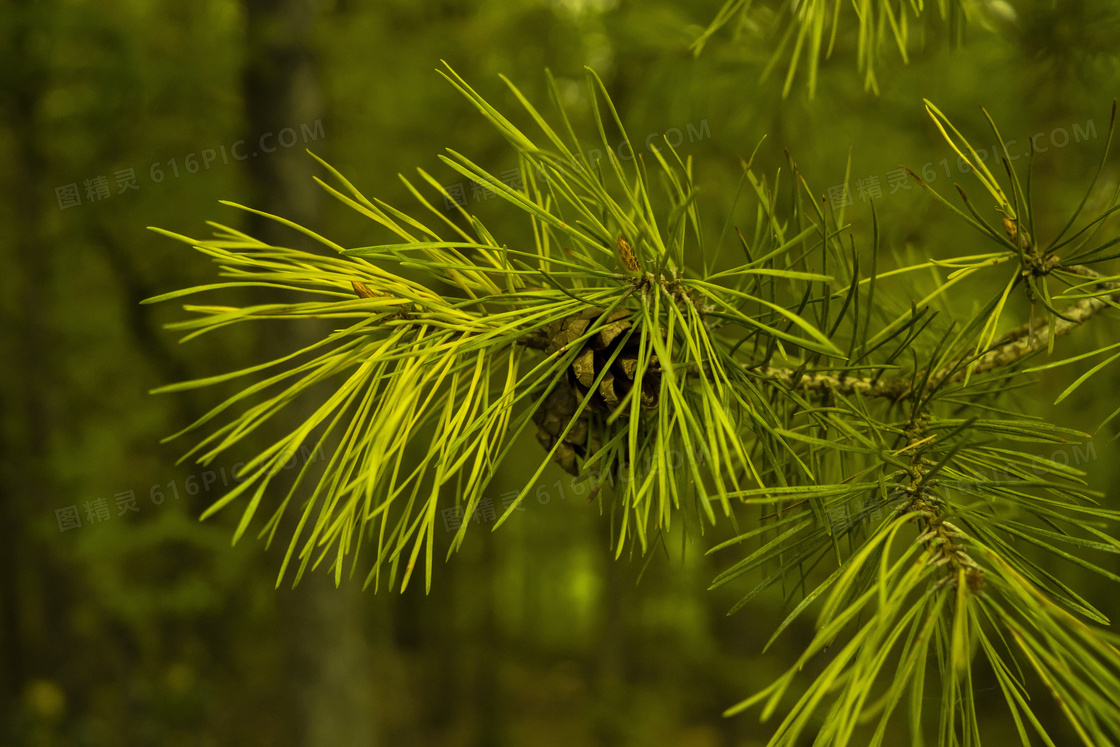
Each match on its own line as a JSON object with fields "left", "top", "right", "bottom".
{"left": 149, "top": 53, "right": 1120, "bottom": 745}
{"left": 693, "top": 0, "right": 975, "bottom": 96}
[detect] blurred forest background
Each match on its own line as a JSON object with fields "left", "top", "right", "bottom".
{"left": 2, "top": 0, "right": 1120, "bottom": 745}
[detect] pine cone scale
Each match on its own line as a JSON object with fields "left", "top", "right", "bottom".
{"left": 530, "top": 305, "right": 663, "bottom": 476}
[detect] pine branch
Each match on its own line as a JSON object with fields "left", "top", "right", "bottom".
{"left": 757, "top": 264, "right": 1120, "bottom": 400}
{"left": 897, "top": 411, "right": 986, "bottom": 592}
{"left": 693, "top": 0, "right": 973, "bottom": 97}
{"left": 148, "top": 68, "right": 1120, "bottom": 742}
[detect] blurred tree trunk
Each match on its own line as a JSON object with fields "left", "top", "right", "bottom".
{"left": 591, "top": 514, "right": 629, "bottom": 746}
{"left": 0, "top": 0, "right": 53, "bottom": 718}
{"left": 392, "top": 552, "right": 461, "bottom": 746}
{"left": 240, "top": 1, "right": 377, "bottom": 744}
{"left": 474, "top": 534, "right": 505, "bottom": 747}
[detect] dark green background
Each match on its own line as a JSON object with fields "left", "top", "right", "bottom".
{"left": 2, "top": 1, "right": 1118, "bottom": 744}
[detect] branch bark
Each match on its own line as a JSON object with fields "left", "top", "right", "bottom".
{"left": 757, "top": 265, "right": 1120, "bottom": 400}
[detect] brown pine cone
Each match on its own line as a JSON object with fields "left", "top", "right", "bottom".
{"left": 530, "top": 306, "right": 660, "bottom": 475}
